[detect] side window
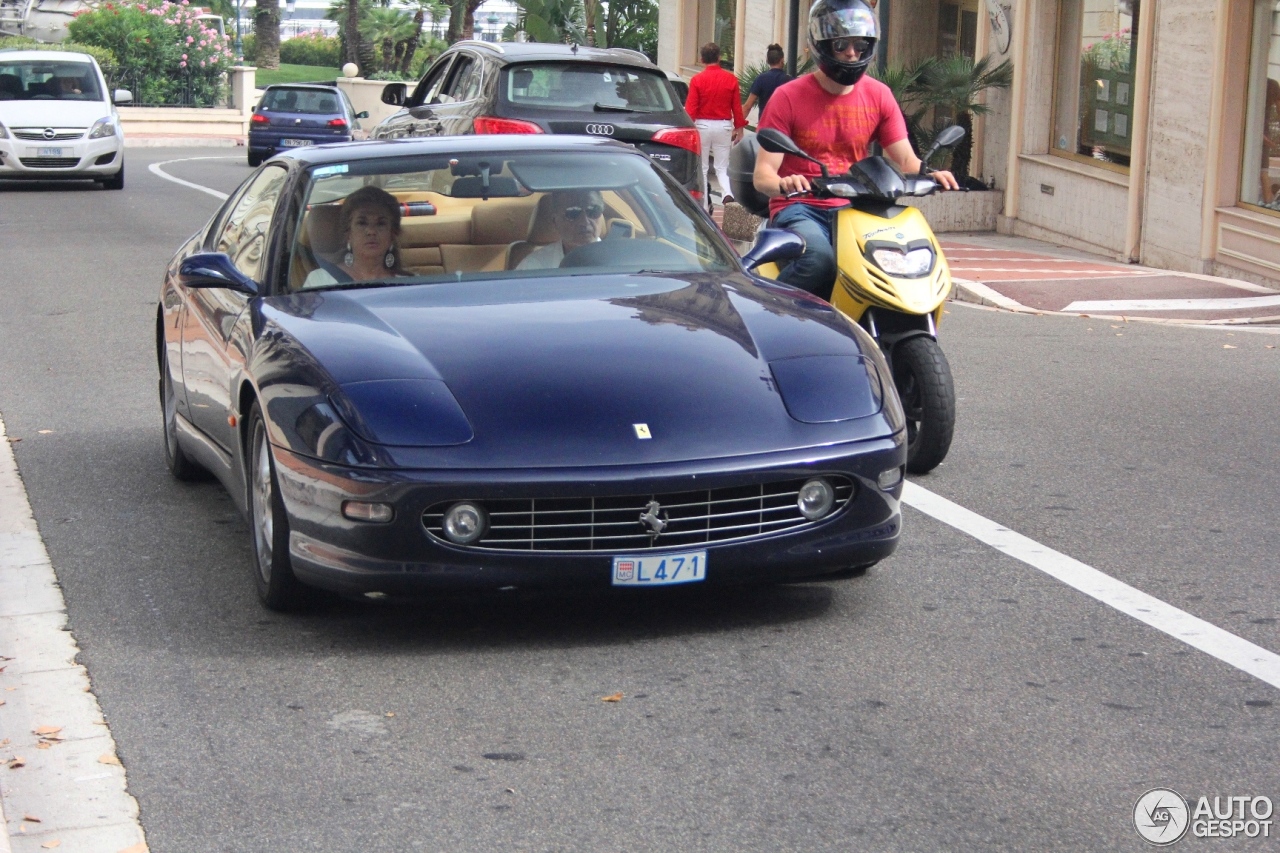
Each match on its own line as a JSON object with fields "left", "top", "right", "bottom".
{"left": 444, "top": 55, "right": 482, "bottom": 103}
{"left": 412, "top": 55, "right": 454, "bottom": 106}
{"left": 215, "top": 166, "right": 289, "bottom": 282}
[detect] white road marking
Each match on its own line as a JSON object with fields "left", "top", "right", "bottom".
{"left": 148, "top": 156, "right": 233, "bottom": 200}
{"left": 1065, "top": 294, "right": 1280, "bottom": 312}
{"left": 903, "top": 481, "right": 1280, "bottom": 691}
{"left": 952, "top": 278, "right": 1029, "bottom": 311}
{"left": 0, "top": 416, "right": 148, "bottom": 851}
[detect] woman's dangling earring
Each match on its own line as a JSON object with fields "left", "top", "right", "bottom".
{"left": 343, "top": 243, "right": 354, "bottom": 266}
{"left": 384, "top": 248, "right": 396, "bottom": 269}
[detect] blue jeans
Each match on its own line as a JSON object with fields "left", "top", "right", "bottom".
{"left": 772, "top": 203, "right": 836, "bottom": 301}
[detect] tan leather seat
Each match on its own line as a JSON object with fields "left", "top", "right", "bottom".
{"left": 291, "top": 204, "right": 344, "bottom": 290}
{"left": 507, "top": 194, "right": 559, "bottom": 270}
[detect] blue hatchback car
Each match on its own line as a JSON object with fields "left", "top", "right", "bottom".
{"left": 247, "top": 83, "right": 368, "bottom": 166}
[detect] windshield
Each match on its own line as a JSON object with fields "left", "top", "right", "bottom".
{"left": 0, "top": 60, "right": 102, "bottom": 101}
{"left": 503, "top": 63, "right": 675, "bottom": 113}
{"left": 289, "top": 149, "right": 737, "bottom": 292}
{"left": 260, "top": 87, "right": 342, "bottom": 114}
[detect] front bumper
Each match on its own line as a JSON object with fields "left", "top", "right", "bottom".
{"left": 0, "top": 132, "right": 123, "bottom": 179}
{"left": 272, "top": 438, "right": 905, "bottom": 597}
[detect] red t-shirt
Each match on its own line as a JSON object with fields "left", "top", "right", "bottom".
{"left": 758, "top": 73, "right": 908, "bottom": 216}
{"left": 685, "top": 65, "right": 747, "bottom": 129}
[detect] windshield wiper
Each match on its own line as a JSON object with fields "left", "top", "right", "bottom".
{"left": 593, "top": 102, "right": 654, "bottom": 113}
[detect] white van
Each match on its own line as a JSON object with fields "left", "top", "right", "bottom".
{"left": 0, "top": 49, "right": 132, "bottom": 189}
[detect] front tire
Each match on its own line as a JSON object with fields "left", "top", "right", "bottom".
{"left": 892, "top": 336, "right": 955, "bottom": 474}
{"left": 247, "top": 152, "right": 263, "bottom": 167}
{"left": 100, "top": 160, "right": 124, "bottom": 190}
{"left": 247, "top": 402, "right": 305, "bottom": 611}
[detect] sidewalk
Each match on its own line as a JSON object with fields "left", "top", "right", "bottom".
{"left": 942, "top": 233, "right": 1280, "bottom": 324}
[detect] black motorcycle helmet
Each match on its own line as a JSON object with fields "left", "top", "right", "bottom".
{"left": 808, "top": 0, "right": 879, "bottom": 86}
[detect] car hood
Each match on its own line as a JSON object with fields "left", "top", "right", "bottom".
{"left": 0, "top": 101, "right": 112, "bottom": 127}
{"left": 261, "top": 272, "right": 891, "bottom": 467}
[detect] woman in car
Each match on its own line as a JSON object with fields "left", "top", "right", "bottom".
{"left": 304, "top": 186, "right": 408, "bottom": 287}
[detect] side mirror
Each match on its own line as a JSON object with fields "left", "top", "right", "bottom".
{"left": 113, "top": 89, "right": 132, "bottom": 104}
{"left": 355, "top": 110, "right": 369, "bottom": 119}
{"left": 921, "top": 125, "right": 967, "bottom": 166}
{"left": 381, "top": 83, "right": 406, "bottom": 106}
{"left": 740, "top": 228, "right": 806, "bottom": 270}
{"left": 178, "top": 252, "right": 258, "bottom": 295}
{"left": 756, "top": 128, "right": 828, "bottom": 177}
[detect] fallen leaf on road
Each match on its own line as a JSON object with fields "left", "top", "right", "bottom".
{"left": 37, "top": 430, "right": 52, "bottom": 434}
{"left": 601, "top": 693, "right": 624, "bottom": 702}
{"left": 34, "top": 726, "right": 62, "bottom": 736}
{"left": 1224, "top": 345, "right": 1237, "bottom": 349}
{"left": 1266, "top": 345, "right": 1275, "bottom": 349}
{"left": 41, "top": 840, "right": 61, "bottom": 849}
{"left": 9, "top": 437, "right": 20, "bottom": 442}
{"left": 36, "top": 742, "right": 51, "bottom": 750}
{"left": 118, "top": 844, "right": 149, "bottom": 853}
{"left": 98, "top": 753, "right": 122, "bottom": 766}
{"left": 385, "top": 712, "right": 395, "bottom": 718}
{"left": 22, "top": 814, "right": 41, "bottom": 823}
{"left": 7, "top": 757, "right": 26, "bottom": 769}
{"left": 505, "top": 787, "right": 515, "bottom": 794}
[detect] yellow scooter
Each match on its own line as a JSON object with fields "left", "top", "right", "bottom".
{"left": 734, "top": 126, "right": 966, "bottom": 474}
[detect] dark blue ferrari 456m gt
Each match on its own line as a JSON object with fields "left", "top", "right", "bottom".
{"left": 157, "top": 135, "right": 907, "bottom": 610}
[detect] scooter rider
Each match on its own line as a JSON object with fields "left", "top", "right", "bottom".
{"left": 753, "top": 0, "right": 959, "bottom": 300}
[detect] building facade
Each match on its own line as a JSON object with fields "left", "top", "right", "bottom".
{"left": 657, "top": 0, "right": 1280, "bottom": 288}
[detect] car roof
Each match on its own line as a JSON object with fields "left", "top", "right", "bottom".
{"left": 262, "top": 82, "right": 341, "bottom": 92}
{"left": 0, "top": 49, "right": 99, "bottom": 64}
{"left": 445, "top": 41, "right": 661, "bottom": 71}
{"left": 279, "top": 134, "right": 641, "bottom": 167}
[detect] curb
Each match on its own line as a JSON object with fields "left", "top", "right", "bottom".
{"left": 0, "top": 415, "right": 148, "bottom": 853}
{"left": 952, "top": 279, "right": 1280, "bottom": 327}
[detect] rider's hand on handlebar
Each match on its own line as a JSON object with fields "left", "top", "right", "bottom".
{"left": 777, "top": 174, "right": 811, "bottom": 197}
{"left": 930, "top": 168, "right": 961, "bottom": 191}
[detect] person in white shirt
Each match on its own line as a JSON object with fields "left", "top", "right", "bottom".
{"left": 517, "top": 190, "right": 606, "bottom": 270}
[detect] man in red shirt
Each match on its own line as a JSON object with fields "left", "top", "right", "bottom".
{"left": 685, "top": 42, "right": 747, "bottom": 208}
{"left": 754, "top": 0, "right": 958, "bottom": 299}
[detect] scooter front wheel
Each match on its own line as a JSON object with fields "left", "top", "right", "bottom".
{"left": 892, "top": 336, "right": 956, "bottom": 474}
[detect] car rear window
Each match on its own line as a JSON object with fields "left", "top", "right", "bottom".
{"left": 503, "top": 63, "right": 675, "bottom": 113}
{"left": 260, "top": 87, "right": 341, "bottom": 114}
{"left": 0, "top": 60, "right": 101, "bottom": 101}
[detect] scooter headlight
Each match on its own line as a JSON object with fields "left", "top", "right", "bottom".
{"left": 870, "top": 246, "right": 933, "bottom": 277}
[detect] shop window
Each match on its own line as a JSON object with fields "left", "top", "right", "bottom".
{"left": 938, "top": 1, "right": 979, "bottom": 60}
{"left": 1241, "top": 0, "right": 1280, "bottom": 213}
{"left": 1051, "top": 0, "right": 1140, "bottom": 170}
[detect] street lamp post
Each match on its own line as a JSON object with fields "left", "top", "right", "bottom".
{"left": 234, "top": 0, "right": 243, "bottom": 62}
{"left": 285, "top": 0, "right": 295, "bottom": 40}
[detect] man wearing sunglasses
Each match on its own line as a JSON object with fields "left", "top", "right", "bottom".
{"left": 752, "top": 0, "right": 958, "bottom": 300}
{"left": 517, "top": 190, "right": 607, "bottom": 270}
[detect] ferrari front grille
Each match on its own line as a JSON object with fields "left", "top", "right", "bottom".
{"left": 422, "top": 477, "right": 856, "bottom": 552}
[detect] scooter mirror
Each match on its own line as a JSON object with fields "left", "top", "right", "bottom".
{"left": 756, "top": 129, "right": 829, "bottom": 177}
{"left": 740, "top": 228, "right": 806, "bottom": 270}
{"left": 921, "top": 125, "right": 967, "bottom": 166}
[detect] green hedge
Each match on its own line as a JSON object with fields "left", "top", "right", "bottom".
{"left": 279, "top": 32, "right": 340, "bottom": 68}
{"left": 0, "top": 36, "right": 118, "bottom": 71}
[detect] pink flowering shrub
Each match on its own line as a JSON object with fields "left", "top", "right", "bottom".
{"left": 68, "top": 0, "right": 234, "bottom": 105}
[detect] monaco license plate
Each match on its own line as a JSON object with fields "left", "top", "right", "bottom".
{"left": 612, "top": 550, "right": 707, "bottom": 587}
{"left": 281, "top": 138, "right": 313, "bottom": 147}
{"left": 37, "top": 147, "right": 63, "bottom": 156}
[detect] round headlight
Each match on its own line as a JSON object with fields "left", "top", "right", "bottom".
{"left": 442, "top": 502, "right": 488, "bottom": 544}
{"left": 797, "top": 478, "right": 835, "bottom": 521}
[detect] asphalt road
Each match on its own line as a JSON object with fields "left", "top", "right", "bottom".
{"left": 1, "top": 149, "right": 1279, "bottom": 852}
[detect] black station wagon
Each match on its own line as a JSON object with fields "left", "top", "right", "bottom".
{"left": 372, "top": 41, "right": 705, "bottom": 202}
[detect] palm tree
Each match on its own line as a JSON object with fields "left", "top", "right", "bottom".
{"left": 399, "top": 0, "right": 447, "bottom": 76}
{"left": 914, "top": 54, "right": 1013, "bottom": 180}
{"left": 362, "top": 6, "right": 417, "bottom": 73}
{"left": 507, "top": 0, "right": 585, "bottom": 44}
{"left": 253, "top": 0, "right": 281, "bottom": 69}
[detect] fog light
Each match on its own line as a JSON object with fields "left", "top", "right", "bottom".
{"left": 878, "top": 467, "right": 903, "bottom": 490}
{"left": 797, "top": 478, "right": 835, "bottom": 521}
{"left": 442, "top": 502, "right": 487, "bottom": 544}
{"left": 342, "top": 501, "right": 394, "bottom": 523}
